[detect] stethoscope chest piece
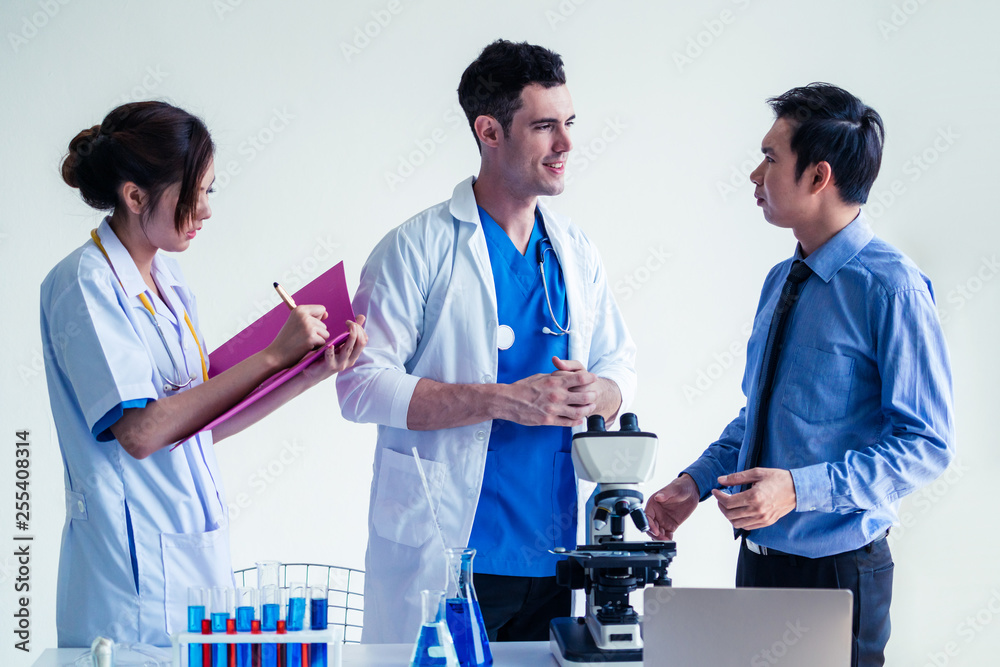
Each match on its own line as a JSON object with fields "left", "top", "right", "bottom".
{"left": 497, "top": 324, "right": 515, "bottom": 350}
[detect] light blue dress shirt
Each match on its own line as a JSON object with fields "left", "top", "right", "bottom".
{"left": 683, "top": 213, "right": 955, "bottom": 558}
{"left": 468, "top": 206, "right": 574, "bottom": 577}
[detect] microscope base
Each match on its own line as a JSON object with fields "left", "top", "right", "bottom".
{"left": 549, "top": 617, "right": 642, "bottom": 666}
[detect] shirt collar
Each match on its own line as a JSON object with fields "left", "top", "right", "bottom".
{"left": 94, "top": 217, "right": 184, "bottom": 297}
{"left": 797, "top": 211, "right": 874, "bottom": 283}
{"left": 450, "top": 176, "right": 570, "bottom": 235}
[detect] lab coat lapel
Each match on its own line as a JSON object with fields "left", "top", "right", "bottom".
{"left": 450, "top": 177, "right": 498, "bottom": 316}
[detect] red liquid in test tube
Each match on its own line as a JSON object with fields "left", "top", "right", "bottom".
{"left": 202, "top": 619, "right": 213, "bottom": 667}
{"left": 227, "top": 618, "right": 237, "bottom": 667}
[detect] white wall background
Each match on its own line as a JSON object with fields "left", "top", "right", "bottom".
{"left": 1, "top": 0, "right": 997, "bottom": 665}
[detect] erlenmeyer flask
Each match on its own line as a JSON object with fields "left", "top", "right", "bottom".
{"left": 410, "top": 589, "right": 460, "bottom": 667}
{"left": 444, "top": 548, "right": 493, "bottom": 667}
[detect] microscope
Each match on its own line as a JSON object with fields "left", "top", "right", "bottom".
{"left": 550, "top": 413, "right": 676, "bottom": 667}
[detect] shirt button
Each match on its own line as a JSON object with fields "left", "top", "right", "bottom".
{"left": 467, "top": 488, "right": 477, "bottom": 499}
{"left": 475, "top": 430, "right": 486, "bottom": 441}
{"left": 481, "top": 374, "right": 493, "bottom": 384}
{"left": 77, "top": 500, "right": 85, "bottom": 513}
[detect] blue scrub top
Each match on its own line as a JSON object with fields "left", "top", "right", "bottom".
{"left": 468, "top": 206, "right": 575, "bottom": 577}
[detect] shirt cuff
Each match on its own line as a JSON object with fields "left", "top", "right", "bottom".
{"left": 681, "top": 462, "right": 724, "bottom": 502}
{"left": 92, "top": 399, "right": 149, "bottom": 442}
{"left": 386, "top": 372, "right": 421, "bottom": 430}
{"left": 790, "top": 463, "right": 834, "bottom": 513}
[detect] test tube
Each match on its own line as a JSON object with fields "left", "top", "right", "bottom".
{"left": 260, "top": 585, "right": 284, "bottom": 667}
{"left": 256, "top": 561, "right": 281, "bottom": 589}
{"left": 211, "top": 587, "right": 235, "bottom": 667}
{"left": 227, "top": 618, "right": 238, "bottom": 667}
{"left": 276, "top": 619, "right": 288, "bottom": 667}
{"left": 201, "top": 619, "right": 213, "bottom": 667}
{"left": 287, "top": 583, "right": 307, "bottom": 667}
{"left": 188, "top": 587, "right": 208, "bottom": 667}
{"left": 309, "top": 584, "right": 328, "bottom": 667}
{"left": 236, "top": 587, "right": 258, "bottom": 667}
{"left": 251, "top": 620, "right": 262, "bottom": 667}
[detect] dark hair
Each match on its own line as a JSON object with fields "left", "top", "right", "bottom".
{"left": 458, "top": 39, "right": 567, "bottom": 150}
{"left": 766, "top": 83, "right": 884, "bottom": 205}
{"left": 61, "top": 101, "right": 214, "bottom": 231}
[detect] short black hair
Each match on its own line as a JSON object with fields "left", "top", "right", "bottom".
{"left": 767, "top": 83, "right": 884, "bottom": 205}
{"left": 458, "top": 39, "right": 566, "bottom": 150}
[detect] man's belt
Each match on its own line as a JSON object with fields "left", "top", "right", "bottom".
{"left": 744, "top": 529, "right": 889, "bottom": 557}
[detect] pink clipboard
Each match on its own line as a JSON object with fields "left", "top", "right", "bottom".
{"left": 179, "top": 261, "right": 354, "bottom": 442}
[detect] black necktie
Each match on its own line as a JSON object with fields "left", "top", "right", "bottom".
{"left": 735, "top": 260, "right": 813, "bottom": 539}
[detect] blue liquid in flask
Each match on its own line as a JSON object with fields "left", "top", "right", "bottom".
{"left": 446, "top": 598, "right": 492, "bottom": 667}
{"left": 411, "top": 623, "right": 456, "bottom": 666}
{"left": 187, "top": 605, "right": 205, "bottom": 667}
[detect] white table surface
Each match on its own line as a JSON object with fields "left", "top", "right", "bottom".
{"left": 32, "top": 642, "right": 559, "bottom": 667}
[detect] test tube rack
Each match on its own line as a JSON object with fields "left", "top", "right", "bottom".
{"left": 170, "top": 627, "right": 343, "bottom": 667}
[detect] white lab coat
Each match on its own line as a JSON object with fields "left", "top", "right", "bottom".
{"left": 337, "top": 177, "right": 637, "bottom": 643}
{"left": 41, "top": 218, "right": 234, "bottom": 647}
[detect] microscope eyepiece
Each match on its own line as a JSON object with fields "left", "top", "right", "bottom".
{"left": 619, "top": 413, "right": 640, "bottom": 432}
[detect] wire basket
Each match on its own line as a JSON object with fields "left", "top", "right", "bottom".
{"left": 234, "top": 563, "right": 364, "bottom": 643}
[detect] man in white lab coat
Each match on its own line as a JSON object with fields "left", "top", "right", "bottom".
{"left": 337, "top": 39, "right": 636, "bottom": 644}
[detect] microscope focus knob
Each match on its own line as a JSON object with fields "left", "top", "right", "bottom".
{"left": 630, "top": 507, "right": 650, "bottom": 533}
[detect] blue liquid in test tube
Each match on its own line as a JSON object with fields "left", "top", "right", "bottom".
{"left": 287, "top": 595, "right": 306, "bottom": 667}
{"left": 188, "top": 605, "right": 205, "bottom": 667}
{"left": 211, "top": 612, "right": 229, "bottom": 667}
{"left": 236, "top": 606, "right": 254, "bottom": 667}
{"left": 262, "top": 603, "right": 280, "bottom": 630}
{"left": 310, "top": 597, "right": 328, "bottom": 667}
{"left": 261, "top": 602, "right": 280, "bottom": 667}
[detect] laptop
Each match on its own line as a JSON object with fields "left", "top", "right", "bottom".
{"left": 642, "top": 587, "right": 853, "bottom": 667}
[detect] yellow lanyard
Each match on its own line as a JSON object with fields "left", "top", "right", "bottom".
{"left": 90, "top": 229, "right": 208, "bottom": 383}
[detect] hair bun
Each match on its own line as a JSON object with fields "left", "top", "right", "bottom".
{"left": 61, "top": 124, "right": 104, "bottom": 188}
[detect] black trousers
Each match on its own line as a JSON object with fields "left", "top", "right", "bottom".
{"left": 737, "top": 537, "right": 894, "bottom": 667}
{"left": 473, "top": 573, "right": 571, "bottom": 642}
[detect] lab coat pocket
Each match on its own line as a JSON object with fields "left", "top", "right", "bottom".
{"left": 781, "top": 346, "right": 855, "bottom": 423}
{"left": 372, "top": 448, "right": 445, "bottom": 549}
{"left": 161, "top": 527, "right": 234, "bottom": 636}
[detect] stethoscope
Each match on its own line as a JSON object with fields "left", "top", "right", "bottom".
{"left": 537, "top": 237, "right": 572, "bottom": 336}
{"left": 90, "top": 229, "right": 208, "bottom": 392}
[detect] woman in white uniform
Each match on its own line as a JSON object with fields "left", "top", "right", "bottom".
{"left": 41, "top": 101, "right": 367, "bottom": 647}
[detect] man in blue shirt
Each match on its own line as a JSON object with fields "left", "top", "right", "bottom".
{"left": 645, "top": 84, "right": 954, "bottom": 666}
{"left": 338, "top": 40, "right": 636, "bottom": 644}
